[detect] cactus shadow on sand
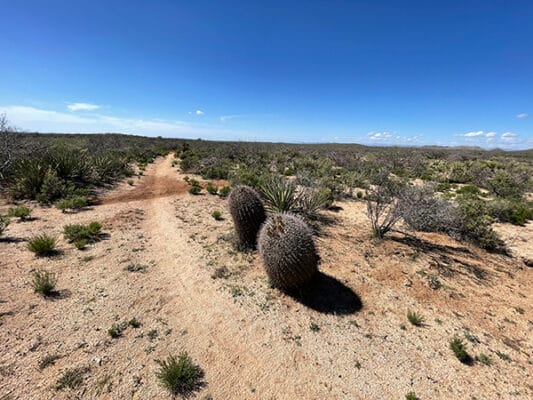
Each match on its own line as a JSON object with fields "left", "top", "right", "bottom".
{"left": 281, "top": 272, "right": 362, "bottom": 315}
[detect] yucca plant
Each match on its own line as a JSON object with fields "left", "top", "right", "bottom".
{"left": 260, "top": 177, "right": 296, "bottom": 212}
{"left": 27, "top": 234, "right": 57, "bottom": 256}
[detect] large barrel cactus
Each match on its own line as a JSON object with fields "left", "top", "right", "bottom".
{"left": 258, "top": 213, "right": 319, "bottom": 289}
{"left": 228, "top": 185, "right": 266, "bottom": 249}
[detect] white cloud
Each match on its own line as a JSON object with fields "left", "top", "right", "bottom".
{"left": 195, "top": 109, "right": 204, "bottom": 115}
{"left": 67, "top": 102, "right": 100, "bottom": 112}
{"left": 463, "top": 131, "right": 485, "bottom": 137}
{"left": 501, "top": 132, "right": 518, "bottom": 142}
{"left": 0, "top": 105, "right": 230, "bottom": 139}
{"left": 517, "top": 113, "right": 528, "bottom": 119}
{"left": 368, "top": 132, "right": 392, "bottom": 140}
{"left": 485, "top": 132, "right": 497, "bottom": 138}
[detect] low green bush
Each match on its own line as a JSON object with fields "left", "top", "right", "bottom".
{"left": 212, "top": 210, "right": 222, "bottom": 220}
{"left": 63, "top": 222, "right": 102, "bottom": 246}
{"left": 206, "top": 182, "right": 218, "bottom": 195}
{"left": 0, "top": 215, "right": 10, "bottom": 237}
{"left": 54, "top": 196, "right": 88, "bottom": 212}
{"left": 27, "top": 234, "right": 57, "bottom": 256}
{"left": 487, "top": 198, "right": 533, "bottom": 226}
{"left": 7, "top": 205, "right": 32, "bottom": 220}
{"left": 156, "top": 353, "right": 204, "bottom": 396}
{"left": 449, "top": 337, "right": 472, "bottom": 364}
{"left": 219, "top": 186, "right": 231, "bottom": 197}
{"left": 188, "top": 185, "right": 202, "bottom": 195}
{"left": 32, "top": 270, "right": 57, "bottom": 295}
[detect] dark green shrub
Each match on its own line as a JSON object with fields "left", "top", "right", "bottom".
{"left": 212, "top": 210, "right": 222, "bottom": 220}
{"left": 356, "top": 191, "right": 363, "bottom": 199}
{"left": 407, "top": 311, "right": 424, "bottom": 327}
{"left": 54, "top": 196, "right": 88, "bottom": 212}
{"left": 188, "top": 185, "right": 202, "bottom": 195}
{"left": 449, "top": 337, "right": 472, "bottom": 364}
{"left": 405, "top": 392, "right": 419, "bottom": 400}
{"left": 228, "top": 185, "right": 266, "bottom": 249}
{"left": 32, "top": 269, "right": 57, "bottom": 295}
{"left": 258, "top": 213, "right": 319, "bottom": 290}
{"left": 55, "top": 368, "right": 87, "bottom": 391}
{"left": 206, "top": 182, "right": 218, "bottom": 195}
{"left": 63, "top": 222, "right": 102, "bottom": 246}
{"left": 27, "top": 234, "right": 57, "bottom": 256}
{"left": 219, "top": 186, "right": 231, "bottom": 197}
{"left": 155, "top": 353, "right": 204, "bottom": 396}
{"left": 7, "top": 205, "right": 32, "bottom": 220}
{"left": 487, "top": 198, "right": 533, "bottom": 226}
{"left": 456, "top": 185, "right": 481, "bottom": 196}
{"left": 0, "top": 215, "right": 10, "bottom": 237}
{"left": 108, "top": 322, "right": 127, "bottom": 338}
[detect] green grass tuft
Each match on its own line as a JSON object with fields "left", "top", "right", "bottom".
{"left": 27, "top": 234, "right": 57, "bottom": 256}
{"left": 155, "top": 353, "right": 204, "bottom": 396}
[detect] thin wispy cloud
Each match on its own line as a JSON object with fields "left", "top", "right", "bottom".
{"left": 67, "top": 102, "right": 100, "bottom": 112}
{"left": 501, "top": 132, "right": 518, "bottom": 142}
{"left": 516, "top": 113, "right": 528, "bottom": 119}
{"left": 367, "top": 132, "right": 422, "bottom": 144}
{"left": 195, "top": 109, "right": 204, "bottom": 115}
{"left": 0, "top": 105, "right": 231, "bottom": 139}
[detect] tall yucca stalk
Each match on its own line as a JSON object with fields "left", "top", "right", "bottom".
{"left": 260, "top": 177, "right": 297, "bottom": 213}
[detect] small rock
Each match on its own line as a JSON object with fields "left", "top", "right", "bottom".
{"left": 522, "top": 257, "right": 533, "bottom": 267}
{"left": 404, "top": 278, "right": 412, "bottom": 287}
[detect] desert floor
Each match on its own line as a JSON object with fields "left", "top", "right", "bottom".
{"left": 1, "top": 154, "right": 531, "bottom": 399}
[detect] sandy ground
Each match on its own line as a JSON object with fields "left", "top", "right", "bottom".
{"left": 0, "top": 154, "right": 531, "bottom": 400}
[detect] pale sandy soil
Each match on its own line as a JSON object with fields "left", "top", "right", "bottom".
{"left": 0, "top": 154, "right": 531, "bottom": 400}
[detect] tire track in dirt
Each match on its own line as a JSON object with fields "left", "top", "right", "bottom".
{"left": 136, "top": 154, "right": 334, "bottom": 399}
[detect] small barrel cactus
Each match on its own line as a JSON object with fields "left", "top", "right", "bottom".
{"left": 258, "top": 213, "right": 319, "bottom": 289}
{"left": 228, "top": 185, "right": 266, "bottom": 249}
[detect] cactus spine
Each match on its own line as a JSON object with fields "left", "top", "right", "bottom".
{"left": 258, "top": 213, "right": 319, "bottom": 289}
{"left": 228, "top": 185, "right": 266, "bottom": 249}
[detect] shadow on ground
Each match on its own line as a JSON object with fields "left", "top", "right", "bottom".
{"left": 283, "top": 272, "right": 363, "bottom": 315}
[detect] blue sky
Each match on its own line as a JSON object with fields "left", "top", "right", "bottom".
{"left": 0, "top": 1, "right": 532, "bottom": 149}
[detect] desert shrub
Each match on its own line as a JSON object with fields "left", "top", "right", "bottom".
{"left": 55, "top": 368, "right": 87, "bottom": 391}
{"left": 258, "top": 213, "right": 319, "bottom": 290}
{"left": 188, "top": 185, "right": 202, "bottom": 195}
{"left": 0, "top": 215, "right": 10, "bottom": 236}
{"left": 405, "top": 392, "right": 419, "bottom": 400}
{"left": 206, "top": 182, "right": 218, "bottom": 195}
{"left": 108, "top": 321, "right": 127, "bottom": 338}
{"left": 212, "top": 210, "right": 222, "bottom": 220}
{"left": 400, "top": 185, "right": 458, "bottom": 233}
{"left": 365, "top": 171, "right": 406, "bottom": 238}
{"left": 356, "top": 191, "right": 363, "bottom": 199}
{"left": 456, "top": 185, "right": 481, "bottom": 196}
{"left": 32, "top": 269, "right": 57, "bottom": 295}
{"left": 485, "top": 168, "right": 530, "bottom": 199}
{"left": 475, "top": 353, "right": 493, "bottom": 366}
{"left": 63, "top": 222, "right": 102, "bottom": 245}
{"left": 296, "top": 187, "right": 332, "bottom": 219}
{"left": 219, "top": 186, "right": 231, "bottom": 197}
{"left": 54, "top": 196, "right": 88, "bottom": 212}
{"left": 407, "top": 311, "right": 424, "bottom": 327}
{"left": 155, "top": 353, "right": 204, "bottom": 396}
{"left": 260, "top": 176, "right": 297, "bottom": 213}
{"left": 487, "top": 198, "right": 533, "bottom": 226}
{"left": 449, "top": 337, "right": 472, "bottom": 364}
{"left": 455, "top": 194, "right": 506, "bottom": 252}
{"left": 229, "top": 166, "right": 270, "bottom": 189}
{"left": 7, "top": 205, "right": 32, "bottom": 220}
{"left": 27, "top": 234, "right": 57, "bottom": 256}
{"left": 228, "top": 185, "right": 266, "bottom": 249}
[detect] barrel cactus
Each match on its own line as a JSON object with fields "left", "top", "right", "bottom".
{"left": 258, "top": 213, "right": 319, "bottom": 289}
{"left": 228, "top": 185, "right": 266, "bottom": 249}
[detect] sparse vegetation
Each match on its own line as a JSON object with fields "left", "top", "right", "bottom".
{"left": 39, "top": 354, "right": 61, "bottom": 370}
{"left": 405, "top": 392, "right": 418, "bottom": 400}
{"left": 155, "top": 353, "right": 204, "bottom": 396}
{"left": 7, "top": 205, "right": 32, "bottom": 220}
{"left": 206, "top": 182, "right": 218, "bottom": 195}
{"left": 449, "top": 337, "right": 472, "bottom": 364}
{"left": 219, "top": 186, "right": 231, "bottom": 197}
{"left": 32, "top": 270, "right": 57, "bottom": 296}
{"left": 0, "top": 215, "right": 10, "bottom": 237}
{"left": 54, "top": 196, "right": 89, "bottom": 212}
{"left": 108, "top": 322, "right": 127, "bottom": 338}
{"left": 63, "top": 222, "right": 102, "bottom": 246}
{"left": 27, "top": 234, "right": 57, "bottom": 256}
{"left": 475, "top": 353, "right": 493, "bottom": 366}
{"left": 407, "top": 311, "right": 424, "bottom": 327}
{"left": 55, "top": 367, "right": 88, "bottom": 391}
{"left": 212, "top": 210, "right": 222, "bottom": 220}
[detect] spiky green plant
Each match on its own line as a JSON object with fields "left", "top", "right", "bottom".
{"left": 258, "top": 213, "right": 319, "bottom": 289}
{"left": 228, "top": 185, "right": 266, "bottom": 249}
{"left": 260, "top": 177, "right": 296, "bottom": 212}
{"left": 63, "top": 222, "right": 102, "bottom": 246}
{"left": 27, "top": 234, "right": 57, "bottom": 256}
{"left": 32, "top": 269, "right": 57, "bottom": 296}
{"left": 449, "top": 337, "right": 472, "bottom": 364}
{"left": 155, "top": 353, "right": 203, "bottom": 396}
{"left": 54, "top": 196, "right": 88, "bottom": 212}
